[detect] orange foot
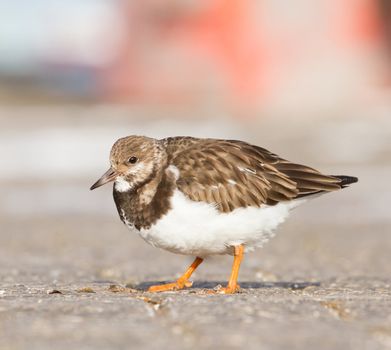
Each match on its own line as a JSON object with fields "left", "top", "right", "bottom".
{"left": 148, "top": 279, "right": 193, "bottom": 292}
{"left": 217, "top": 284, "right": 241, "bottom": 294}
{"left": 203, "top": 284, "right": 241, "bottom": 295}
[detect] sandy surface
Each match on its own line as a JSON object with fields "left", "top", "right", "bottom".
{"left": 0, "top": 107, "right": 390, "bottom": 350}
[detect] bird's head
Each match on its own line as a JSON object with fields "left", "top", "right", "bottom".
{"left": 90, "top": 136, "right": 166, "bottom": 192}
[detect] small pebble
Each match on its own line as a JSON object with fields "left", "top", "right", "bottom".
{"left": 47, "top": 289, "right": 62, "bottom": 295}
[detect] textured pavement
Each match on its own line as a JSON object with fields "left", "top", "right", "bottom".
{"left": 0, "top": 108, "right": 390, "bottom": 350}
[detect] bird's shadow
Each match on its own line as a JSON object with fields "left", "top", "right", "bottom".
{"left": 136, "top": 280, "right": 320, "bottom": 291}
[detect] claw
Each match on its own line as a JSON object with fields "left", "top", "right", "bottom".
{"left": 216, "top": 285, "right": 241, "bottom": 294}
{"left": 148, "top": 279, "right": 193, "bottom": 293}
{"left": 199, "top": 284, "right": 241, "bottom": 295}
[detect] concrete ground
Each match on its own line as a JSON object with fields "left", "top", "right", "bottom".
{"left": 0, "top": 107, "right": 390, "bottom": 350}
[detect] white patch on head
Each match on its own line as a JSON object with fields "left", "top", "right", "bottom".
{"left": 137, "top": 190, "right": 306, "bottom": 256}
{"left": 115, "top": 177, "right": 133, "bottom": 192}
{"left": 115, "top": 162, "right": 153, "bottom": 193}
{"left": 167, "top": 165, "right": 180, "bottom": 180}
{"left": 227, "top": 179, "right": 237, "bottom": 185}
{"left": 126, "top": 162, "right": 147, "bottom": 176}
{"left": 238, "top": 166, "right": 256, "bottom": 175}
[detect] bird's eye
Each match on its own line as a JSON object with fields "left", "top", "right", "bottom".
{"left": 128, "top": 156, "right": 138, "bottom": 164}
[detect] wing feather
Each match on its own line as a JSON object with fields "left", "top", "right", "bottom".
{"left": 164, "top": 137, "right": 345, "bottom": 212}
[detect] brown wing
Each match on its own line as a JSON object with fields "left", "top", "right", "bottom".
{"left": 167, "top": 137, "right": 345, "bottom": 213}
{"left": 227, "top": 140, "right": 343, "bottom": 198}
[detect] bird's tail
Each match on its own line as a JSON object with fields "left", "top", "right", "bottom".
{"left": 332, "top": 175, "right": 358, "bottom": 188}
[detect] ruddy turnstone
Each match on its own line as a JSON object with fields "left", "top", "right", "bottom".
{"left": 90, "top": 136, "right": 357, "bottom": 294}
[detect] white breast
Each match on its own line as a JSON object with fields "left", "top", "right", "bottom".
{"left": 128, "top": 190, "right": 305, "bottom": 257}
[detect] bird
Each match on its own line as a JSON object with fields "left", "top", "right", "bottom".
{"left": 90, "top": 135, "right": 358, "bottom": 294}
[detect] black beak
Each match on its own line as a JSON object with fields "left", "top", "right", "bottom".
{"left": 90, "top": 168, "right": 118, "bottom": 190}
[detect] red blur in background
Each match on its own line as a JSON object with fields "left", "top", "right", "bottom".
{"left": 0, "top": 0, "right": 390, "bottom": 117}
{"left": 102, "top": 0, "right": 387, "bottom": 113}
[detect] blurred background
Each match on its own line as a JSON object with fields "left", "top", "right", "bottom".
{"left": 1, "top": 0, "right": 391, "bottom": 111}
{"left": 1, "top": 0, "right": 391, "bottom": 276}
{"left": 1, "top": 1, "right": 391, "bottom": 348}
{"left": 1, "top": 0, "right": 391, "bottom": 274}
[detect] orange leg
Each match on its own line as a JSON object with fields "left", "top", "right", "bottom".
{"left": 148, "top": 257, "right": 203, "bottom": 292}
{"left": 218, "top": 245, "right": 244, "bottom": 294}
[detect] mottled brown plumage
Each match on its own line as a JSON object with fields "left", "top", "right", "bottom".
{"left": 164, "top": 137, "right": 354, "bottom": 212}
{"left": 91, "top": 135, "right": 357, "bottom": 229}
{"left": 113, "top": 169, "right": 176, "bottom": 230}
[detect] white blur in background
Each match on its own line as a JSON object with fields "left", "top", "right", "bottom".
{"left": 0, "top": 0, "right": 390, "bottom": 223}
